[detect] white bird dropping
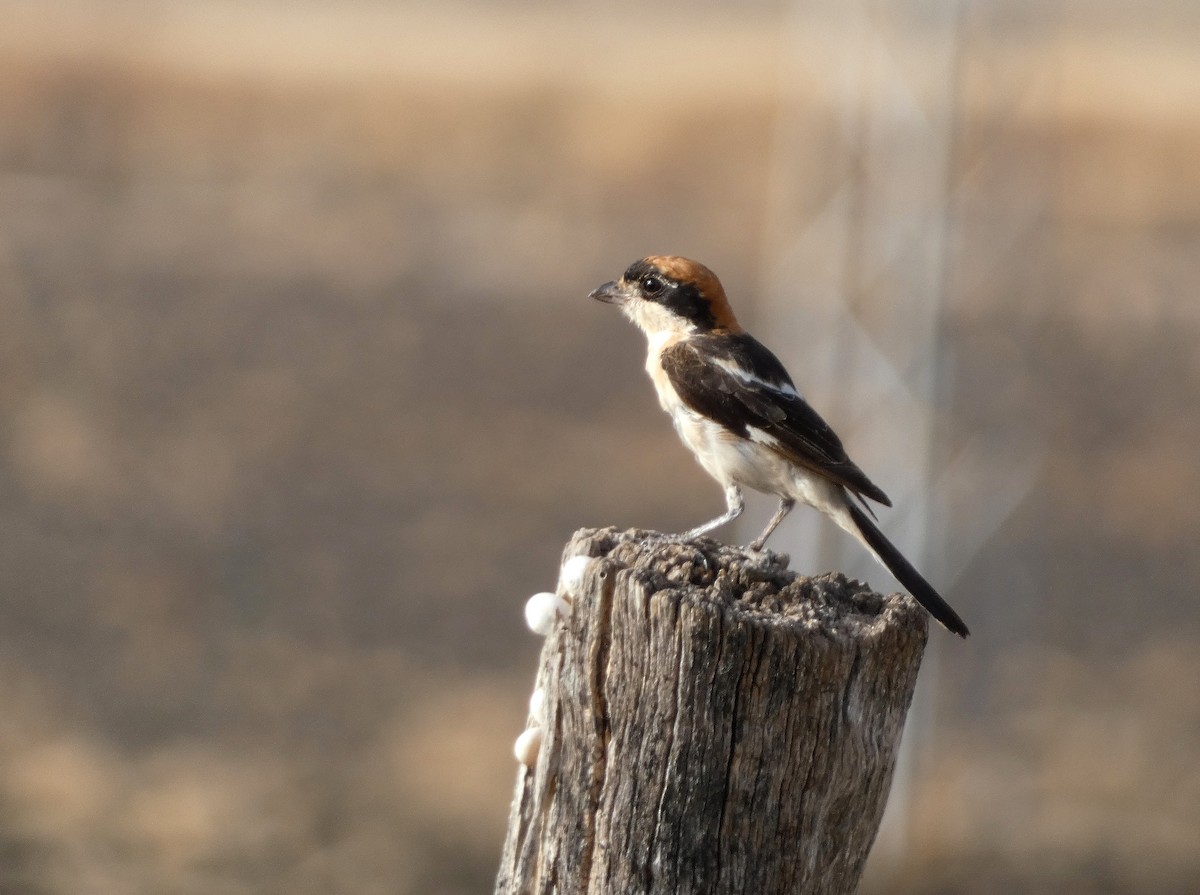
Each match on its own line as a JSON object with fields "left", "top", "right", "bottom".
{"left": 524, "top": 592, "right": 568, "bottom": 636}
{"left": 513, "top": 725, "right": 542, "bottom": 767}
{"left": 528, "top": 686, "right": 547, "bottom": 724}
{"left": 559, "top": 554, "right": 596, "bottom": 599}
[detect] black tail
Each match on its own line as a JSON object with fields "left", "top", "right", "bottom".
{"left": 847, "top": 503, "right": 970, "bottom": 638}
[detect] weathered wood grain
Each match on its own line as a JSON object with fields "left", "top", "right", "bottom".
{"left": 495, "top": 527, "right": 929, "bottom": 895}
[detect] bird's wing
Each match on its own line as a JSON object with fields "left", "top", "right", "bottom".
{"left": 659, "top": 335, "right": 892, "bottom": 507}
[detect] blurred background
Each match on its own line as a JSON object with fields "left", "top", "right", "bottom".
{"left": 1, "top": 0, "right": 1197, "bottom": 892}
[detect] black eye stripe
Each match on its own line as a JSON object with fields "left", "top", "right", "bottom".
{"left": 623, "top": 259, "right": 664, "bottom": 289}
{"left": 619, "top": 259, "right": 716, "bottom": 330}
{"left": 662, "top": 280, "right": 716, "bottom": 330}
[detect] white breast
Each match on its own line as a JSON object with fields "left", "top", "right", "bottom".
{"left": 644, "top": 336, "right": 796, "bottom": 496}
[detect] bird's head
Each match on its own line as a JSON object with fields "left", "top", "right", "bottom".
{"left": 589, "top": 256, "right": 741, "bottom": 337}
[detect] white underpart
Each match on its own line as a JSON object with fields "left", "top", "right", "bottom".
{"left": 673, "top": 410, "right": 850, "bottom": 520}
{"left": 639, "top": 330, "right": 870, "bottom": 552}
{"left": 622, "top": 294, "right": 877, "bottom": 554}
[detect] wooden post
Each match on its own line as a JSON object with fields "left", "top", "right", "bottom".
{"left": 496, "top": 527, "right": 929, "bottom": 895}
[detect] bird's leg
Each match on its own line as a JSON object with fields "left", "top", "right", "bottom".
{"left": 675, "top": 485, "right": 744, "bottom": 542}
{"left": 748, "top": 496, "right": 795, "bottom": 551}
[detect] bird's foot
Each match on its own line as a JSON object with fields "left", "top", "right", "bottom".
{"left": 741, "top": 545, "right": 790, "bottom": 571}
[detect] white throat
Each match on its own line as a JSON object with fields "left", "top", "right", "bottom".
{"left": 622, "top": 299, "right": 696, "bottom": 341}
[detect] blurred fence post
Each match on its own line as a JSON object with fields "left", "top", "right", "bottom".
{"left": 494, "top": 527, "right": 928, "bottom": 895}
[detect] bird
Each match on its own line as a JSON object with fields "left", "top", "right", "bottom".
{"left": 589, "top": 255, "right": 969, "bottom": 637}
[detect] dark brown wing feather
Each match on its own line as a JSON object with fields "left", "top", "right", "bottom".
{"left": 659, "top": 336, "right": 892, "bottom": 507}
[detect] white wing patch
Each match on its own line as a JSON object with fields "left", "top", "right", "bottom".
{"left": 747, "top": 426, "right": 784, "bottom": 448}
{"left": 713, "top": 357, "right": 803, "bottom": 399}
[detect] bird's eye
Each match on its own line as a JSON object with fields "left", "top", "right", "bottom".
{"left": 641, "top": 275, "right": 664, "bottom": 295}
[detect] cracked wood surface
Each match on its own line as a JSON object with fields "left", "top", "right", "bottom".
{"left": 495, "top": 527, "right": 929, "bottom": 895}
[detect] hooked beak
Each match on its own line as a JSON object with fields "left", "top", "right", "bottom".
{"left": 589, "top": 279, "right": 627, "bottom": 304}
